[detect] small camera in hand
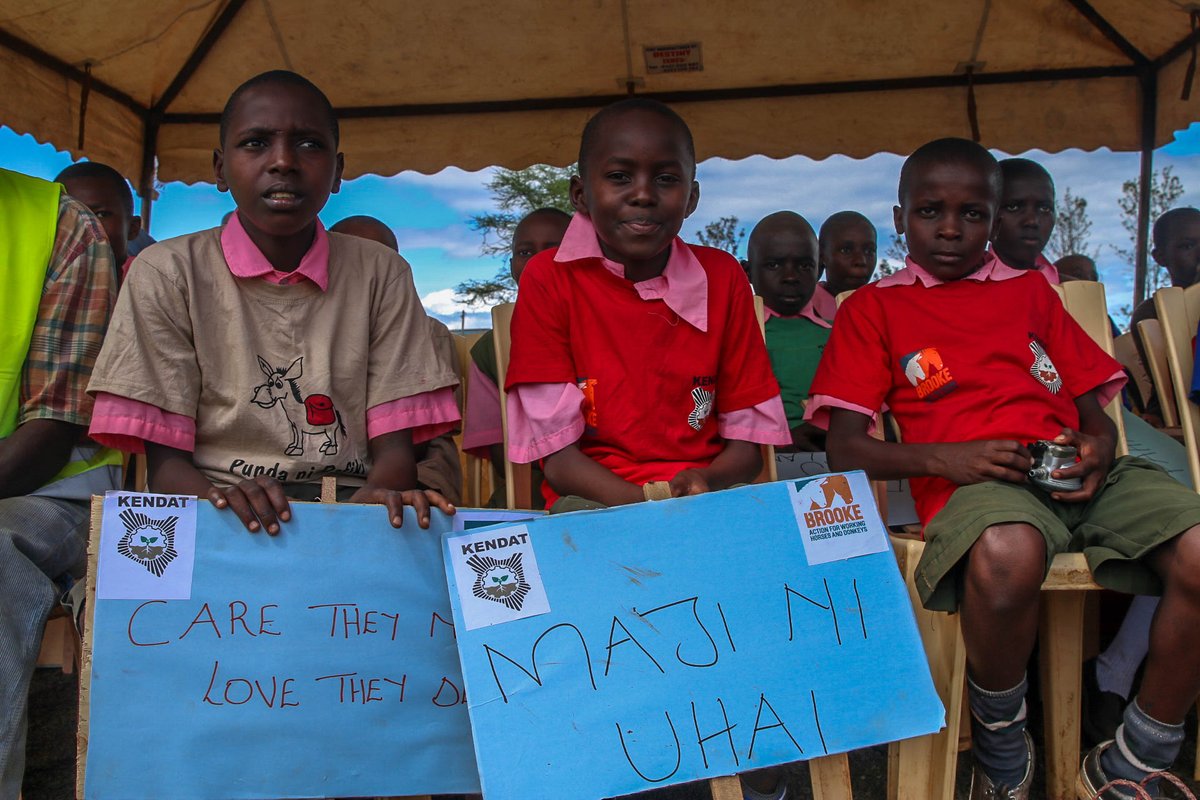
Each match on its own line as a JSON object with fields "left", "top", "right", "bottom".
{"left": 1027, "top": 440, "right": 1082, "bottom": 492}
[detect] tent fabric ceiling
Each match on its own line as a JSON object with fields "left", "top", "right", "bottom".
{"left": 2, "top": 0, "right": 1200, "bottom": 188}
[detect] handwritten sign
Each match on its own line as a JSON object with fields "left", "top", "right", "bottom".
{"left": 83, "top": 500, "right": 480, "bottom": 799}
{"left": 443, "top": 474, "right": 944, "bottom": 800}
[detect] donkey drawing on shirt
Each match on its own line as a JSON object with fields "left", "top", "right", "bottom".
{"left": 251, "top": 356, "right": 345, "bottom": 457}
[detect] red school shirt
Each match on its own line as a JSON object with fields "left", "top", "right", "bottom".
{"left": 807, "top": 264, "right": 1124, "bottom": 527}
{"left": 506, "top": 244, "right": 780, "bottom": 505}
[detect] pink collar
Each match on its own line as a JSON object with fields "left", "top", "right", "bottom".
{"left": 1034, "top": 254, "right": 1061, "bottom": 284}
{"left": 876, "top": 252, "right": 1028, "bottom": 288}
{"left": 763, "top": 299, "right": 832, "bottom": 329}
{"left": 220, "top": 211, "right": 331, "bottom": 291}
{"left": 555, "top": 214, "right": 708, "bottom": 331}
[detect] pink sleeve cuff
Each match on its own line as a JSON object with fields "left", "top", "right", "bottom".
{"left": 462, "top": 361, "right": 504, "bottom": 454}
{"left": 505, "top": 382, "right": 585, "bottom": 464}
{"left": 717, "top": 395, "right": 792, "bottom": 445}
{"left": 366, "top": 387, "right": 461, "bottom": 444}
{"left": 1092, "top": 370, "right": 1128, "bottom": 412}
{"left": 803, "top": 393, "right": 880, "bottom": 432}
{"left": 87, "top": 392, "right": 196, "bottom": 453}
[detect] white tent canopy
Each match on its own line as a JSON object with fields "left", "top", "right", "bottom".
{"left": 3, "top": 0, "right": 1200, "bottom": 296}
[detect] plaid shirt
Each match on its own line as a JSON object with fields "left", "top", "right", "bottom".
{"left": 20, "top": 195, "right": 116, "bottom": 427}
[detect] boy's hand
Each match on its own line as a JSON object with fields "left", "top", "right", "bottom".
{"left": 933, "top": 440, "right": 1032, "bottom": 486}
{"left": 669, "top": 469, "right": 711, "bottom": 498}
{"left": 1044, "top": 427, "right": 1112, "bottom": 503}
{"left": 788, "top": 422, "right": 827, "bottom": 453}
{"left": 348, "top": 486, "right": 456, "bottom": 529}
{"left": 209, "top": 477, "right": 291, "bottom": 534}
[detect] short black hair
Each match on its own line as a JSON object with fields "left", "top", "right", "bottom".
{"left": 898, "top": 137, "right": 1001, "bottom": 206}
{"left": 577, "top": 98, "right": 695, "bottom": 176}
{"left": 998, "top": 157, "right": 1054, "bottom": 194}
{"left": 219, "top": 70, "right": 338, "bottom": 147}
{"left": 54, "top": 161, "right": 134, "bottom": 214}
{"left": 1153, "top": 206, "right": 1200, "bottom": 250}
{"left": 819, "top": 210, "right": 875, "bottom": 246}
{"left": 747, "top": 210, "right": 816, "bottom": 262}
{"left": 517, "top": 207, "right": 572, "bottom": 227}
{"left": 329, "top": 215, "right": 398, "bottom": 251}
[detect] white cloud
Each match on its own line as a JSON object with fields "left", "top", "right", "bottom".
{"left": 421, "top": 288, "right": 493, "bottom": 330}
{"left": 396, "top": 224, "right": 489, "bottom": 261}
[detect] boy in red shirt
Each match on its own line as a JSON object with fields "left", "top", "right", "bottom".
{"left": 807, "top": 137, "right": 1200, "bottom": 799}
{"left": 506, "top": 99, "right": 789, "bottom": 512}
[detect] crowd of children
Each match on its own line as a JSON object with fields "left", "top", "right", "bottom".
{"left": 5, "top": 67, "right": 1200, "bottom": 800}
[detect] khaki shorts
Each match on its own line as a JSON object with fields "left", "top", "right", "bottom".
{"left": 917, "top": 456, "right": 1200, "bottom": 611}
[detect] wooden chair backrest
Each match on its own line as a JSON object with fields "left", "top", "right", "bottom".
{"left": 1153, "top": 285, "right": 1200, "bottom": 491}
{"left": 752, "top": 295, "right": 778, "bottom": 484}
{"left": 1137, "top": 318, "right": 1182, "bottom": 429}
{"left": 453, "top": 330, "right": 488, "bottom": 507}
{"left": 491, "top": 302, "right": 536, "bottom": 510}
{"left": 1051, "top": 281, "right": 1127, "bottom": 455}
{"left": 1113, "top": 331, "right": 1153, "bottom": 413}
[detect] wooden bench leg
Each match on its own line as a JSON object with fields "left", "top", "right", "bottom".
{"left": 887, "top": 538, "right": 962, "bottom": 800}
{"left": 708, "top": 774, "right": 742, "bottom": 800}
{"left": 810, "top": 753, "right": 853, "bottom": 799}
{"left": 1039, "top": 590, "right": 1086, "bottom": 800}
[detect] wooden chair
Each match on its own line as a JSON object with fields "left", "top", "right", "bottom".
{"left": 494, "top": 300, "right": 851, "bottom": 797}
{"left": 452, "top": 329, "right": 490, "bottom": 506}
{"left": 1113, "top": 332, "right": 1153, "bottom": 415}
{"left": 1154, "top": 284, "right": 1200, "bottom": 780}
{"left": 1153, "top": 285, "right": 1200, "bottom": 492}
{"left": 1137, "top": 318, "right": 1184, "bottom": 436}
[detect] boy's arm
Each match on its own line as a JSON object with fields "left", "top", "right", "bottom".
{"left": 0, "top": 421, "right": 84, "bottom": 499}
{"left": 1040, "top": 390, "right": 1117, "bottom": 503}
{"left": 670, "top": 439, "right": 762, "bottom": 497}
{"left": 146, "top": 442, "right": 292, "bottom": 535}
{"left": 542, "top": 444, "right": 643, "bottom": 506}
{"left": 826, "top": 407, "right": 1032, "bottom": 484}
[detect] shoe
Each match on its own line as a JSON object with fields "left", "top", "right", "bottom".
{"left": 1082, "top": 659, "right": 1127, "bottom": 746}
{"left": 1076, "top": 742, "right": 1197, "bottom": 799}
{"left": 969, "top": 731, "right": 1034, "bottom": 799}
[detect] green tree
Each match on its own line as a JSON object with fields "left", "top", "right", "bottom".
{"left": 693, "top": 216, "right": 746, "bottom": 257}
{"left": 455, "top": 164, "right": 575, "bottom": 307}
{"left": 1046, "top": 188, "right": 1098, "bottom": 261}
{"left": 1115, "top": 166, "right": 1185, "bottom": 294}
{"left": 875, "top": 233, "right": 907, "bottom": 278}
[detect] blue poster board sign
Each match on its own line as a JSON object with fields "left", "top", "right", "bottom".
{"left": 442, "top": 473, "right": 944, "bottom": 800}
{"left": 84, "top": 499, "right": 480, "bottom": 799}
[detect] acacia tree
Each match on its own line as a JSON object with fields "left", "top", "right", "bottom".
{"left": 875, "top": 233, "right": 907, "bottom": 278}
{"left": 455, "top": 165, "right": 575, "bottom": 307}
{"left": 1115, "top": 166, "right": 1185, "bottom": 294}
{"left": 1046, "top": 188, "right": 1098, "bottom": 261}
{"left": 693, "top": 216, "right": 746, "bottom": 257}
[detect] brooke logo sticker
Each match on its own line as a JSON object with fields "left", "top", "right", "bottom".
{"left": 901, "top": 347, "right": 957, "bottom": 401}
{"left": 449, "top": 524, "right": 551, "bottom": 630}
{"left": 787, "top": 472, "right": 889, "bottom": 566}
{"left": 97, "top": 492, "right": 197, "bottom": 600}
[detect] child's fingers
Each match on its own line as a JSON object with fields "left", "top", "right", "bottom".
{"left": 423, "top": 490, "right": 456, "bottom": 516}
{"left": 383, "top": 492, "right": 406, "bottom": 529}
{"left": 221, "top": 487, "right": 264, "bottom": 533}
{"left": 239, "top": 481, "right": 281, "bottom": 535}
{"left": 257, "top": 478, "right": 291, "bottom": 521}
{"left": 405, "top": 491, "right": 431, "bottom": 529}
{"left": 206, "top": 487, "right": 229, "bottom": 509}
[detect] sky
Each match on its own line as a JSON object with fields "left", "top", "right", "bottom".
{"left": 5, "top": 122, "right": 1200, "bottom": 328}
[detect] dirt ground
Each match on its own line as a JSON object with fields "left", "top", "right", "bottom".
{"left": 23, "top": 667, "right": 1200, "bottom": 800}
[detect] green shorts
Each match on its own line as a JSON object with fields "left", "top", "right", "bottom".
{"left": 917, "top": 456, "right": 1200, "bottom": 612}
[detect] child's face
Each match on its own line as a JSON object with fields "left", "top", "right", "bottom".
{"left": 894, "top": 161, "right": 997, "bottom": 282}
{"left": 992, "top": 173, "right": 1054, "bottom": 270}
{"left": 510, "top": 214, "right": 570, "bottom": 283}
{"left": 749, "top": 225, "right": 819, "bottom": 316}
{"left": 570, "top": 110, "right": 699, "bottom": 277}
{"left": 213, "top": 81, "right": 344, "bottom": 245}
{"left": 820, "top": 220, "right": 877, "bottom": 292}
{"left": 63, "top": 176, "right": 140, "bottom": 265}
{"left": 1153, "top": 213, "right": 1200, "bottom": 287}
